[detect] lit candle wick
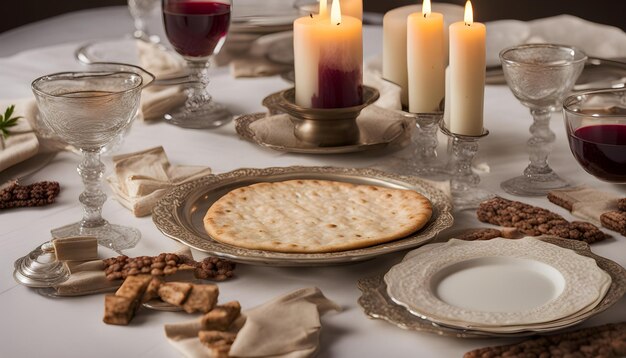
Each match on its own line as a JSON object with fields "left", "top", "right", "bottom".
{"left": 464, "top": 0, "right": 473, "bottom": 26}
{"left": 331, "top": 0, "right": 341, "bottom": 25}
{"left": 422, "top": 0, "right": 431, "bottom": 18}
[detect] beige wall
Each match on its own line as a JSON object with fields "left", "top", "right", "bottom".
{"left": 2, "top": 0, "right": 625, "bottom": 33}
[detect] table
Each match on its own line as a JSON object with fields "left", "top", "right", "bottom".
{"left": 1, "top": 6, "right": 625, "bottom": 358}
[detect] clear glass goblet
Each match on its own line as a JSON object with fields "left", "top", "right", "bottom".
{"left": 31, "top": 70, "right": 154, "bottom": 251}
{"left": 128, "top": 0, "right": 161, "bottom": 43}
{"left": 162, "top": 0, "right": 232, "bottom": 129}
{"left": 500, "top": 44, "right": 587, "bottom": 196}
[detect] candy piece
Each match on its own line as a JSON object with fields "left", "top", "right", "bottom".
{"left": 601, "top": 211, "right": 626, "bottom": 236}
{"left": 201, "top": 301, "right": 241, "bottom": 331}
{"left": 198, "top": 331, "right": 236, "bottom": 358}
{"left": 103, "top": 295, "right": 136, "bottom": 325}
{"left": 52, "top": 236, "right": 98, "bottom": 261}
{"left": 182, "top": 284, "right": 219, "bottom": 314}
{"left": 158, "top": 282, "right": 193, "bottom": 306}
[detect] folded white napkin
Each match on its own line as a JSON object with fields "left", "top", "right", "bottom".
{"left": 0, "top": 99, "right": 39, "bottom": 172}
{"left": 549, "top": 186, "right": 622, "bottom": 226}
{"left": 165, "top": 287, "right": 341, "bottom": 358}
{"left": 107, "top": 146, "right": 212, "bottom": 217}
{"left": 136, "top": 41, "right": 188, "bottom": 121}
{"left": 229, "top": 31, "right": 294, "bottom": 78}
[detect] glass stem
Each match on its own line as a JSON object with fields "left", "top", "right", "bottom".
{"left": 414, "top": 121, "right": 439, "bottom": 165}
{"left": 449, "top": 137, "right": 480, "bottom": 192}
{"left": 185, "top": 60, "right": 212, "bottom": 111}
{"left": 525, "top": 108, "right": 556, "bottom": 177}
{"left": 133, "top": 17, "right": 148, "bottom": 40}
{"left": 78, "top": 150, "right": 107, "bottom": 229}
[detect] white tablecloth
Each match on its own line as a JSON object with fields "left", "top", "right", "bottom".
{"left": 1, "top": 6, "right": 625, "bottom": 358}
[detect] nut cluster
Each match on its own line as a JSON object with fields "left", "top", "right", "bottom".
{"left": 477, "top": 197, "right": 608, "bottom": 244}
{"left": 618, "top": 198, "right": 626, "bottom": 212}
{"left": 103, "top": 253, "right": 235, "bottom": 281}
{"left": 464, "top": 322, "right": 626, "bottom": 358}
{"left": 0, "top": 181, "right": 60, "bottom": 209}
{"left": 456, "top": 228, "right": 503, "bottom": 241}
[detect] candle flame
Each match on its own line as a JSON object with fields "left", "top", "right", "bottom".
{"left": 331, "top": 0, "right": 341, "bottom": 24}
{"left": 464, "top": 0, "right": 473, "bottom": 25}
{"left": 422, "top": 0, "right": 431, "bottom": 17}
{"left": 319, "top": 0, "right": 328, "bottom": 17}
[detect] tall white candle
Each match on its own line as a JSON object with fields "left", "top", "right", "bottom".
{"left": 407, "top": 0, "right": 445, "bottom": 113}
{"left": 448, "top": 0, "right": 486, "bottom": 135}
{"left": 294, "top": 0, "right": 363, "bottom": 108}
{"left": 341, "top": 0, "right": 362, "bottom": 20}
{"left": 383, "top": 4, "right": 460, "bottom": 108}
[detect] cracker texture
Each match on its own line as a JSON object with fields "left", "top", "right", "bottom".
{"left": 203, "top": 180, "right": 432, "bottom": 253}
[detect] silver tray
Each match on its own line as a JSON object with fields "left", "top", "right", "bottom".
{"left": 357, "top": 236, "right": 626, "bottom": 338}
{"left": 234, "top": 112, "right": 412, "bottom": 154}
{"left": 152, "top": 166, "right": 453, "bottom": 266}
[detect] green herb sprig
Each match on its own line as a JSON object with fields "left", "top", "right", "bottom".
{"left": 0, "top": 105, "right": 22, "bottom": 139}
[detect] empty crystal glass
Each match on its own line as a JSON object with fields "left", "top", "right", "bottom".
{"left": 128, "top": 0, "right": 161, "bottom": 42}
{"left": 32, "top": 69, "right": 154, "bottom": 251}
{"left": 500, "top": 44, "right": 587, "bottom": 196}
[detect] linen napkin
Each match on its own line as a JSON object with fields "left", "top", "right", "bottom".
{"left": 229, "top": 32, "right": 294, "bottom": 78}
{"left": 136, "top": 41, "right": 188, "bottom": 121}
{"left": 54, "top": 246, "right": 194, "bottom": 296}
{"left": 165, "top": 287, "right": 341, "bottom": 358}
{"left": 106, "top": 146, "right": 212, "bottom": 217}
{"left": 547, "top": 186, "right": 621, "bottom": 226}
{"left": 0, "top": 98, "right": 39, "bottom": 172}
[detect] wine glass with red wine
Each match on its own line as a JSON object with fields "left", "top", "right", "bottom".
{"left": 162, "top": 0, "right": 232, "bottom": 128}
{"left": 563, "top": 88, "right": 626, "bottom": 183}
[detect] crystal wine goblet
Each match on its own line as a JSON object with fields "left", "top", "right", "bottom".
{"left": 499, "top": 44, "right": 587, "bottom": 196}
{"left": 162, "top": 0, "right": 232, "bottom": 128}
{"left": 129, "top": 0, "right": 161, "bottom": 42}
{"left": 31, "top": 70, "right": 154, "bottom": 251}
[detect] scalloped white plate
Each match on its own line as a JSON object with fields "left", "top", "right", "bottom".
{"left": 385, "top": 237, "right": 611, "bottom": 328}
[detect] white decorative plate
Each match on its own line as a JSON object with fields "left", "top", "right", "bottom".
{"left": 385, "top": 237, "right": 611, "bottom": 328}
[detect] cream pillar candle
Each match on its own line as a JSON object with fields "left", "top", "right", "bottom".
{"left": 407, "top": 0, "right": 445, "bottom": 113}
{"left": 448, "top": 0, "right": 486, "bottom": 135}
{"left": 294, "top": 0, "right": 363, "bottom": 108}
{"left": 341, "top": 0, "right": 362, "bottom": 20}
{"left": 383, "top": 4, "right": 458, "bottom": 108}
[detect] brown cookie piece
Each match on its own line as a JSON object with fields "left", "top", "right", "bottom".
{"left": 158, "top": 282, "right": 193, "bottom": 306}
{"left": 182, "top": 284, "right": 219, "bottom": 314}
{"left": 601, "top": 211, "right": 626, "bottom": 236}
{"left": 0, "top": 181, "right": 60, "bottom": 209}
{"left": 141, "top": 277, "right": 163, "bottom": 303}
{"left": 198, "top": 331, "right": 236, "bottom": 358}
{"left": 103, "top": 295, "right": 136, "bottom": 325}
{"left": 547, "top": 191, "right": 575, "bottom": 211}
{"left": 618, "top": 198, "right": 626, "bottom": 212}
{"left": 201, "top": 301, "right": 241, "bottom": 331}
{"left": 464, "top": 322, "right": 626, "bottom": 358}
{"left": 477, "top": 197, "right": 609, "bottom": 243}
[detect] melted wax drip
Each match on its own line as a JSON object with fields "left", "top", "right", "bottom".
{"left": 311, "top": 64, "right": 363, "bottom": 108}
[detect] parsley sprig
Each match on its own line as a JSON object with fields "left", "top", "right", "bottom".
{"left": 0, "top": 105, "right": 22, "bottom": 139}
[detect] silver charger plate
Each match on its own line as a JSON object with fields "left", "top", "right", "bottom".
{"left": 152, "top": 166, "right": 453, "bottom": 266}
{"left": 357, "top": 236, "right": 626, "bottom": 338}
{"left": 234, "top": 112, "right": 412, "bottom": 155}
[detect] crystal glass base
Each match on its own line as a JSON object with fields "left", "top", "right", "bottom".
{"left": 452, "top": 186, "right": 495, "bottom": 211}
{"left": 164, "top": 102, "right": 232, "bottom": 129}
{"left": 51, "top": 222, "right": 140, "bottom": 252}
{"left": 501, "top": 173, "right": 569, "bottom": 196}
{"left": 13, "top": 242, "right": 70, "bottom": 287}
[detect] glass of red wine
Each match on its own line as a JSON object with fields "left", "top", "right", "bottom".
{"left": 563, "top": 88, "right": 626, "bottom": 183}
{"left": 162, "top": 0, "right": 232, "bottom": 128}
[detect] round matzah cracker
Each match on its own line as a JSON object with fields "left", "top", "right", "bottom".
{"left": 203, "top": 179, "right": 432, "bottom": 253}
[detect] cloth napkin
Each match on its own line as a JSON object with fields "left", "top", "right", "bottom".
{"left": 136, "top": 41, "right": 188, "bottom": 121}
{"left": 548, "top": 186, "right": 622, "bottom": 226}
{"left": 165, "top": 287, "right": 341, "bottom": 358}
{"left": 106, "top": 146, "right": 212, "bottom": 217}
{"left": 0, "top": 98, "right": 39, "bottom": 172}
{"left": 55, "top": 246, "right": 194, "bottom": 296}
{"left": 229, "top": 32, "right": 294, "bottom": 78}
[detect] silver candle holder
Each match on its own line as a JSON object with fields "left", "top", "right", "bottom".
{"left": 439, "top": 122, "right": 493, "bottom": 210}
{"left": 262, "top": 86, "right": 380, "bottom": 147}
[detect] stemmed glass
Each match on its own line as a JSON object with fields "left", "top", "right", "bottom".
{"left": 31, "top": 69, "right": 154, "bottom": 251}
{"left": 128, "top": 0, "right": 161, "bottom": 42}
{"left": 500, "top": 44, "right": 587, "bottom": 196}
{"left": 162, "top": 0, "right": 232, "bottom": 128}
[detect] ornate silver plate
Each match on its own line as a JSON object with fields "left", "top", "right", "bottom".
{"left": 357, "top": 236, "right": 626, "bottom": 338}
{"left": 234, "top": 112, "right": 412, "bottom": 154}
{"left": 153, "top": 166, "right": 453, "bottom": 266}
